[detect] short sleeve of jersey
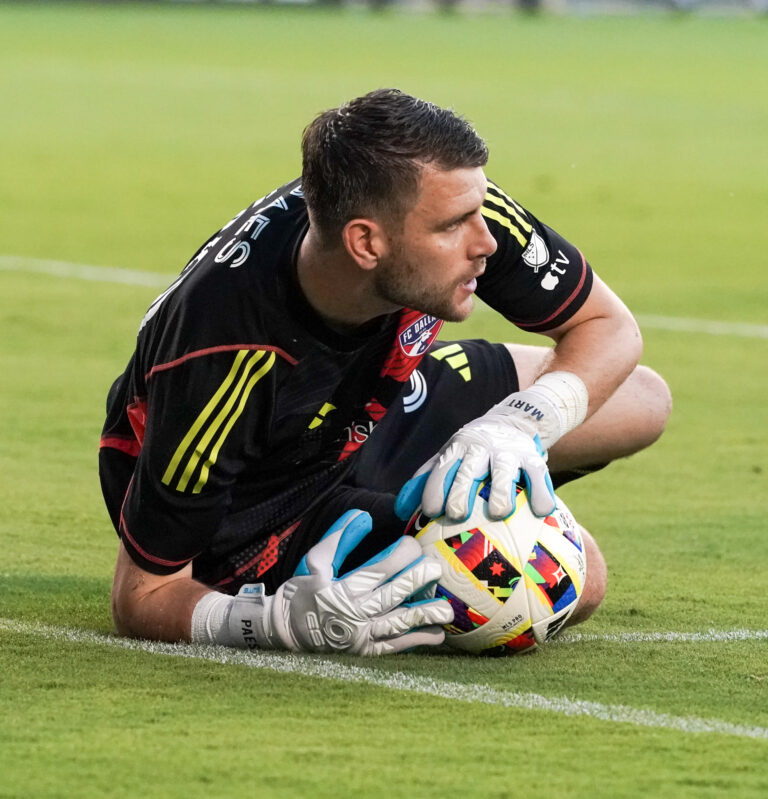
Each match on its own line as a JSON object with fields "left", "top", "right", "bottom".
{"left": 476, "top": 181, "right": 593, "bottom": 332}
{"left": 114, "top": 181, "right": 308, "bottom": 574}
{"left": 120, "top": 342, "right": 284, "bottom": 574}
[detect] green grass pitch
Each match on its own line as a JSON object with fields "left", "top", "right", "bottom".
{"left": 1, "top": 3, "right": 767, "bottom": 797}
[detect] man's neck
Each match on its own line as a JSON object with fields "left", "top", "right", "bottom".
{"left": 296, "top": 228, "right": 398, "bottom": 332}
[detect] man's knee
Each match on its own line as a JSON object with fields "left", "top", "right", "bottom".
{"left": 567, "top": 526, "right": 606, "bottom": 627}
{"left": 631, "top": 365, "right": 673, "bottom": 448}
{"left": 504, "top": 343, "right": 672, "bottom": 445}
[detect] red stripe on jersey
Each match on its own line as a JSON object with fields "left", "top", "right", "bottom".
{"left": 146, "top": 344, "right": 298, "bottom": 381}
{"left": 99, "top": 436, "right": 141, "bottom": 458}
{"left": 337, "top": 396, "right": 390, "bottom": 461}
{"left": 337, "top": 437, "right": 364, "bottom": 461}
{"left": 127, "top": 398, "right": 147, "bottom": 446}
{"left": 215, "top": 520, "right": 301, "bottom": 587}
{"left": 514, "top": 250, "right": 588, "bottom": 330}
{"left": 120, "top": 513, "right": 194, "bottom": 569}
{"left": 365, "top": 399, "right": 387, "bottom": 422}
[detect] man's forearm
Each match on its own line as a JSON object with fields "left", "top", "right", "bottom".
{"left": 538, "top": 277, "right": 643, "bottom": 420}
{"left": 545, "top": 314, "right": 642, "bottom": 418}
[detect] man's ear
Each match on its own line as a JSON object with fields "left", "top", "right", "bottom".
{"left": 341, "top": 219, "right": 388, "bottom": 271}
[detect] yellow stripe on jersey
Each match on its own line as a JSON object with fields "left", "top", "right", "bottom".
{"left": 308, "top": 402, "right": 336, "bottom": 430}
{"left": 175, "top": 350, "right": 269, "bottom": 492}
{"left": 429, "top": 343, "right": 463, "bottom": 360}
{"left": 481, "top": 206, "right": 529, "bottom": 247}
{"left": 431, "top": 343, "right": 471, "bottom": 382}
{"left": 162, "top": 349, "right": 251, "bottom": 487}
{"left": 446, "top": 353, "right": 471, "bottom": 382}
{"left": 192, "top": 351, "right": 276, "bottom": 494}
{"left": 487, "top": 183, "right": 530, "bottom": 221}
{"left": 483, "top": 191, "right": 532, "bottom": 235}
{"left": 162, "top": 349, "right": 274, "bottom": 493}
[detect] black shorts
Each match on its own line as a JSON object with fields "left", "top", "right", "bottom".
{"left": 211, "top": 340, "right": 519, "bottom": 593}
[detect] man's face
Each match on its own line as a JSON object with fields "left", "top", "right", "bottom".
{"left": 373, "top": 165, "right": 497, "bottom": 322}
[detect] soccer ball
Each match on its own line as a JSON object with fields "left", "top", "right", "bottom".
{"left": 406, "top": 482, "right": 587, "bottom": 655}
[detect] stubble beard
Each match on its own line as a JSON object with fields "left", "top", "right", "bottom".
{"left": 372, "top": 250, "right": 477, "bottom": 323}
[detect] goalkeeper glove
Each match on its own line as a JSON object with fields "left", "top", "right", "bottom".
{"left": 203, "top": 509, "right": 452, "bottom": 655}
{"left": 395, "top": 371, "right": 588, "bottom": 522}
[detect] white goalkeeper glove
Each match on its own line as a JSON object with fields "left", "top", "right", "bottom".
{"left": 395, "top": 371, "right": 588, "bottom": 522}
{"left": 194, "top": 509, "right": 452, "bottom": 655}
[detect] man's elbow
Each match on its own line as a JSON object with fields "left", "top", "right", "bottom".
{"left": 111, "top": 543, "right": 201, "bottom": 642}
{"left": 110, "top": 543, "right": 161, "bottom": 639}
{"left": 111, "top": 591, "right": 132, "bottom": 638}
{"left": 111, "top": 576, "right": 144, "bottom": 639}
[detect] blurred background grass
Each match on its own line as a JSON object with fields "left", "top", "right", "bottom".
{"left": 1, "top": 5, "right": 767, "bottom": 797}
{"left": 2, "top": 5, "right": 766, "bottom": 322}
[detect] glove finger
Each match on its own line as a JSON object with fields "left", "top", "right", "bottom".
{"left": 361, "top": 554, "right": 443, "bottom": 615}
{"left": 421, "top": 442, "right": 465, "bottom": 517}
{"left": 332, "top": 510, "right": 375, "bottom": 575}
{"left": 299, "top": 509, "right": 372, "bottom": 579}
{"left": 371, "top": 599, "right": 454, "bottom": 638}
{"left": 371, "top": 625, "right": 446, "bottom": 655}
{"left": 523, "top": 459, "right": 557, "bottom": 518}
{"left": 394, "top": 472, "right": 429, "bottom": 522}
{"left": 444, "top": 444, "right": 489, "bottom": 521}
{"left": 486, "top": 456, "right": 521, "bottom": 520}
{"left": 340, "top": 535, "right": 428, "bottom": 600}
{"left": 394, "top": 453, "right": 441, "bottom": 521}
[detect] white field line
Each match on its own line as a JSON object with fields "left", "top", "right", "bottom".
{"left": 0, "top": 254, "right": 170, "bottom": 288}
{"left": 555, "top": 628, "right": 768, "bottom": 644}
{"left": 631, "top": 314, "right": 768, "bottom": 340}
{"left": 2, "top": 618, "right": 767, "bottom": 741}
{"left": 2, "top": 255, "right": 767, "bottom": 340}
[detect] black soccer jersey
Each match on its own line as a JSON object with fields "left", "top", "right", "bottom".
{"left": 99, "top": 178, "right": 593, "bottom": 588}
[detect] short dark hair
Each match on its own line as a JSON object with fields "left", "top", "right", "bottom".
{"left": 301, "top": 88, "right": 488, "bottom": 245}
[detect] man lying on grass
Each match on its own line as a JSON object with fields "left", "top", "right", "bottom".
{"left": 100, "top": 89, "right": 670, "bottom": 655}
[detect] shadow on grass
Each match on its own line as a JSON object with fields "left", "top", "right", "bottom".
{"left": 0, "top": 572, "right": 113, "bottom": 633}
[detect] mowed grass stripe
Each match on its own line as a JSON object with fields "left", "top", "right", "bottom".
{"left": 2, "top": 618, "right": 767, "bottom": 741}
{"left": 3, "top": 254, "right": 767, "bottom": 340}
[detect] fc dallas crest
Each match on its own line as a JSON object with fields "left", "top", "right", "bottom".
{"left": 380, "top": 310, "right": 444, "bottom": 384}
{"left": 399, "top": 313, "right": 442, "bottom": 356}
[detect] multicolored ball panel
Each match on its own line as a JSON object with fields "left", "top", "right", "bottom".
{"left": 435, "top": 585, "right": 490, "bottom": 635}
{"left": 443, "top": 528, "right": 522, "bottom": 602}
{"left": 500, "top": 627, "right": 537, "bottom": 653}
{"left": 524, "top": 541, "right": 578, "bottom": 614}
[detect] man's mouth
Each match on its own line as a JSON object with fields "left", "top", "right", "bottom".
{"left": 460, "top": 261, "right": 485, "bottom": 293}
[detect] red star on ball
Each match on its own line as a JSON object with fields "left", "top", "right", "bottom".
{"left": 489, "top": 561, "right": 505, "bottom": 577}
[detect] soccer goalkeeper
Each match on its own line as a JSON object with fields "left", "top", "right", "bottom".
{"left": 99, "top": 89, "right": 670, "bottom": 654}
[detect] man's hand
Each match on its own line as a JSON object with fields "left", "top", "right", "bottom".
{"left": 229, "top": 509, "right": 452, "bottom": 655}
{"left": 395, "top": 372, "right": 589, "bottom": 523}
{"left": 396, "top": 408, "right": 555, "bottom": 523}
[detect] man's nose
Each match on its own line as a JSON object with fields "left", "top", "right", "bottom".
{"left": 470, "top": 214, "right": 497, "bottom": 260}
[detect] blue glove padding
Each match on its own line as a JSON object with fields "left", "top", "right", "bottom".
{"left": 294, "top": 508, "right": 374, "bottom": 577}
